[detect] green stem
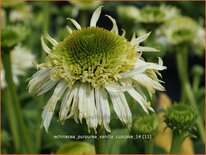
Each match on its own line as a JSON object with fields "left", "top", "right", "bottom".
{"left": 94, "top": 128, "right": 107, "bottom": 154}
{"left": 2, "top": 52, "right": 33, "bottom": 153}
{"left": 170, "top": 131, "right": 185, "bottom": 154}
{"left": 2, "top": 88, "right": 20, "bottom": 152}
{"left": 41, "top": 2, "right": 50, "bottom": 61}
{"left": 81, "top": 10, "right": 88, "bottom": 27}
{"left": 144, "top": 139, "right": 154, "bottom": 154}
{"left": 35, "top": 97, "right": 44, "bottom": 152}
{"left": 176, "top": 46, "right": 188, "bottom": 102}
{"left": 176, "top": 48, "right": 205, "bottom": 144}
{"left": 192, "top": 76, "right": 200, "bottom": 94}
{"left": 184, "top": 82, "right": 205, "bottom": 143}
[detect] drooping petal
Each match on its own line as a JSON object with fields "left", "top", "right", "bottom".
{"left": 86, "top": 85, "right": 98, "bottom": 132}
{"left": 109, "top": 91, "right": 132, "bottom": 127}
{"left": 132, "top": 32, "right": 151, "bottom": 46}
{"left": 68, "top": 82, "right": 80, "bottom": 118}
{"left": 78, "top": 82, "right": 87, "bottom": 123}
{"left": 66, "top": 26, "right": 73, "bottom": 34}
{"left": 94, "top": 87, "right": 102, "bottom": 125}
{"left": 41, "top": 36, "right": 51, "bottom": 54}
{"left": 44, "top": 32, "right": 58, "bottom": 46}
{"left": 132, "top": 74, "right": 165, "bottom": 92}
{"left": 105, "top": 15, "right": 118, "bottom": 34}
{"left": 121, "top": 29, "right": 126, "bottom": 37}
{"left": 41, "top": 80, "right": 68, "bottom": 132}
{"left": 105, "top": 83, "right": 132, "bottom": 93}
{"left": 59, "top": 88, "right": 73, "bottom": 123}
{"left": 121, "top": 58, "right": 166, "bottom": 78}
{"left": 90, "top": 6, "right": 103, "bottom": 27}
{"left": 135, "top": 46, "right": 159, "bottom": 52}
{"left": 95, "top": 87, "right": 111, "bottom": 132}
{"left": 67, "top": 18, "right": 81, "bottom": 29}
{"left": 128, "top": 88, "right": 149, "bottom": 114}
{"left": 28, "top": 69, "right": 51, "bottom": 94}
{"left": 36, "top": 80, "right": 58, "bottom": 96}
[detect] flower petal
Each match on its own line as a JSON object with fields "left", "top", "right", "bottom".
{"left": 66, "top": 26, "right": 73, "bottom": 34}
{"left": 28, "top": 69, "right": 51, "bottom": 94}
{"left": 36, "top": 80, "right": 58, "bottom": 96}
{"left": 105, "top": 15, "right": 118, "bottom": 34}
{"left": 121, "top": 58, "right": 166, "bottom": 78}
{"left": 41, "top": 36, "right": 51, "bottom": 54}
{"left": 78, "top": 83, "right": 87, "bottom": 123}
{"left": 41, "top": 80, "right": 67, "bottom": 132}
{"left": 90, "top": 6, "right": 103, "bottom": 27}
{"left": 132, "top": 32, "right": 151, "bottom": 46}
{"left": 85, "top": 85, "right": 98, "bottom": 132}
{"left": 67, "top": 18, "right": 81, "bottom": 29}
{"left": 44, "top": 32, "right": 58, "bottom": 46}
{"left": 121, "top": 29, "right": 126, "bottom": 37}
{"left": 109, "top": 91, "right": 132, "bottom": 127}
{"left": 133, "top": 74, "right": 165, "bottom": 92}
{"left": 95, "top": 87, "right": 111, "bottom": 132}
{"left": 135, "top": 46, "right": 159, "bottom": 52}
{"left": 105, "top": 83, "right": 132, "bottom": 93}
{"left": 59, "top": 88, "right": 73, "bottom": 123}
{"left": 68, "top": 82, "right": 80, "bottom": 118}
{"left": 127, "top": 88, "right": 149, "bottom": 114}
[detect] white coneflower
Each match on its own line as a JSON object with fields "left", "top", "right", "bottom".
{"left": 136, "top": 5, "right": 180, "bottom": 24}
{"left": 161, "top": 16, "right": 198, "bottom": 45}
{"left": 28, "top": 6, "right": 166, "bottom": 133}
{"left": 1, "top": 44, "right": 35, "bottom": 88}
{"left": 9, "top": 4, "right": 33, "bottom": 24}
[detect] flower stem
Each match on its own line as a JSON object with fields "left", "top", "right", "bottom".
{"left": 170, "top": 131, "right": 185, "bottom": 154}
{"left": 144, "top": 139, "right": 154, "bottom": 154}
{"left": 81, "top": 10, "right": 88, "bottom": 27}
{"left": 2, "top": 51, "right": 33, "bottom": 153}
{"left": 94, "top": 128, "right": 107, "bottom": 154}
{"left": 176, "top": 48, "right": 205, "bottom": 144}
{"left": 2, "top": 87, "right": 20, "bottom": 152}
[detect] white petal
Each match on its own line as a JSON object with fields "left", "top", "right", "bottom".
{"left": 90, "top": 6, "right": 103, "bottom": 27}
{"left": 158, "top": 57, "right": 163, "bottom": 66}
{"left": 28, "top": 69, "right": 51, "bottom": 94}
{"left": 94, "top": 87, "right": 102, "bottom": 125}
{"left": 95, "top": 87, "right": 111, "bottom": 132}
{"left": 109, "top": 91, "right": 132, "bottom": 126}
{"left": 121, "top": 29, "right": 126, "bottom": 37}
{"left": 86, "top": 85, "right": 98, "bottom": 131}
{"left": 36, "top": 80, "right": 58, "bottom": 96}
{"left": 67, "top": 18, "right": 81, "bottom": 29}
{"left": 105, "top": 15, "right": 118, "bottom": 34}
{"left": 135, "top": 46, "right": 159, "bottom": 52}
{"left": 66, "top": 26, "right": 73, "bottom": 34}
{"left": 78, "top": 83, "right": 87, "bottom": 123}
{"left": 99, "top": 88, "right": 111, "bottom": 132}
{"left": 63, "top": 63, "right": 73, "bottom": 80}
{"left": 41, "top": 36, "right": 51, "bottom": 54}
{"left": 68, "top": 82, "right": 80, "bottom": 118}
{"left": 121, "top": 59, "right": 166, "bottom": 78}
{"left": 118, "top": 91, "right": 132, "bottom": 127}
{"left": 132, "top": 32, "right": 151, "bottom": 46}
{"left": 105, "top": 83, "right": 132, "bottom": 93}
{"left": 44, "top": 32, "right": 58, "bottom": 46}
{"left": 127, "top": 88, "right": 149, "bottom": 114}
{"left": 59, "top": 88, "right": 73, "bottom": 123}
{"left": 41, "top": 80, "right": 68, "bottom": 132}
{"left": 133, "top": 74, "right": 165, "bottom": 92}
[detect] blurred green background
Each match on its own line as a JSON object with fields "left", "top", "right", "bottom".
{"left": 1, "top": 1, "right": 205, "bottom": 154}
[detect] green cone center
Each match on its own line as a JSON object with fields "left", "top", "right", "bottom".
{"left": 47, "top": 27, "right": 137, "bottom": 87}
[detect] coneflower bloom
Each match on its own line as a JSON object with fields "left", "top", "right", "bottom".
{"left": 1, "top": 44, "right": 34, "bottom": 88}
{"left": 28, "top": 6, "right": 166, "bottom": 133}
